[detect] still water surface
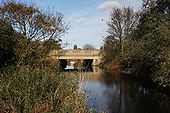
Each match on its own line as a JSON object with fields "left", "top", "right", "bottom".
{"left": 67, "top": 66, "right": 170, "bottom": 113}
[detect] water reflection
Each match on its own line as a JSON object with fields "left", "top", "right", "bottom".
{"left": 79, "top": 67, "right": 170, "bottom": 113}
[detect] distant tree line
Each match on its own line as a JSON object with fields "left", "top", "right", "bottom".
{"left": 73, "top": 44, "right": 96, "bottom": 50}
{"left": 82, "top": 44, "right": 96, "bottom": 50}
{"left": 102, "top": 0, "right": 170, "bottom": 87}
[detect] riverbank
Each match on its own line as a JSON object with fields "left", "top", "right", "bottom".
{"left": 102, "top": 60, "right": 170, "bottom": 95}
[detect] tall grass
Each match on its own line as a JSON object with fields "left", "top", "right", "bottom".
{"left": 0, "top": 66, "right": 89, "bottom": 112}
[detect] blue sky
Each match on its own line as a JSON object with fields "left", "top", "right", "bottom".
{"left": 8, "top": 0, "right": 143, "bottom": 49}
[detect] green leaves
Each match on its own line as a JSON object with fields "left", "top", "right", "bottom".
{"left": 122, "top": 0, "right": 170, "bottom": 86}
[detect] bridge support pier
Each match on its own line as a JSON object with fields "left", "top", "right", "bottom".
{"left": 92, "top": 59, "right": 101, "bottom": 66}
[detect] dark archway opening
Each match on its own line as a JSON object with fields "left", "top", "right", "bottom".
{"left": 82, "top": 59, "right": 93, "bottom": 72}
{"left": 59, "top": 59, "right": 67, "bottom": 70}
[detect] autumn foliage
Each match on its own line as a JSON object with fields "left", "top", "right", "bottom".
{"left": 0, "top": 0, "right": 69, "bottom": 68}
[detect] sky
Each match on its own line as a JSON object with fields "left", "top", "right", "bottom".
{"left": 7, "top": 0, "right": 143, "bottom": 49}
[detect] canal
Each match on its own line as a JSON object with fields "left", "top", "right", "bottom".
{"left": 76, "top": 66, "right": 170, "bottom": 113}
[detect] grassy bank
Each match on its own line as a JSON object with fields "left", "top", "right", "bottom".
{"left": 0, "top": 66, "right": 91, "bottom": 112}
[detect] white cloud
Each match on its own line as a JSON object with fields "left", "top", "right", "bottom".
{"left": 62, "top": 7, "right": 109, "bottom": 49}
{"left": 98, "top": 1, "right": 121, "bottom": 11}
{"left": 75, "top": 18, "right": 85, "bottom": 24}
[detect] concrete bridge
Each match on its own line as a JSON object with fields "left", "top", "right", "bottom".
{"left": 49, "top": 49, "right": 103, "bottom": 65}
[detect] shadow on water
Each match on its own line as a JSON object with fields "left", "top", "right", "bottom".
{"left": 76, "top": 67, "right": 170, "bottom": 113}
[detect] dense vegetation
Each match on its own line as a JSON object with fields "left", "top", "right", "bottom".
{"left": 0, "top": 1, "right": 90, "bottom": 112}
{"left": 0, "top": 0, "right": 67, "bottom": 68}
{"left": 102, "top": 0, "right": 170, "bottom": 87}
{"left": 0, "top": 67, "right": 88, "bottom": 112}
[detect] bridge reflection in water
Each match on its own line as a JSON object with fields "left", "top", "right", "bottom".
{"left": 74, "top": 67, "right": 170, "bottom": 113}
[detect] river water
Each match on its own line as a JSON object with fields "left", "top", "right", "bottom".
{"left": 76, "top": 66, "right": 170, "bottom": 113}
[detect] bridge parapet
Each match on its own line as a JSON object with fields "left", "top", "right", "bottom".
{"left": 49, "top": 49, "right": 103, "bottom": 57}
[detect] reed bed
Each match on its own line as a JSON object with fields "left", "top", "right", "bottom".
{"left": 0, "top": 66, "right": 95, "bottom": 113}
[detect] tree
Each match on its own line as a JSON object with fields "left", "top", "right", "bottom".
{"left": 0, "top": 1, "right": 69, "bottom": 65}
{"left": 107, "top": 7, "right": 139, "bottom": 52}
{"left": 0, "top": 1, "right": 69, "bottom": 41}
{"left": 82, "top": 44, "right": 95, "bottom": 50}
{"left": 103, "top": 35, "right": 120, "bottom": 63}
{"left": 73, "top": 44, "right": 78, "bottom": 49}
{"left": 123, "top": 0, "right": 170, "bottom": 86}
